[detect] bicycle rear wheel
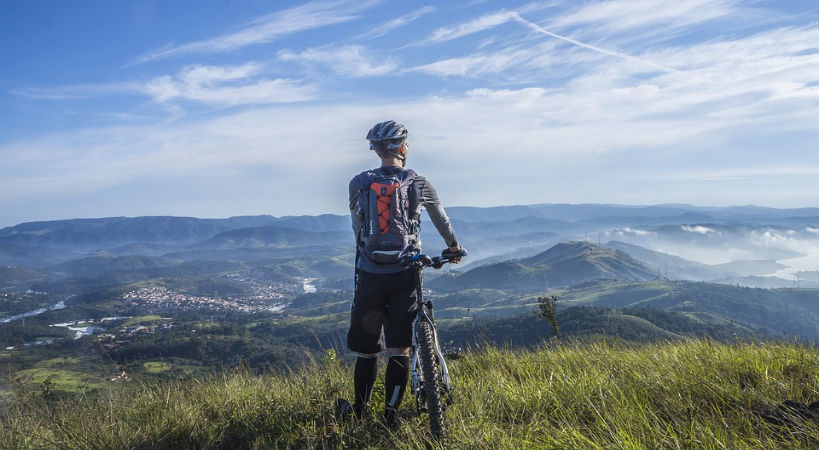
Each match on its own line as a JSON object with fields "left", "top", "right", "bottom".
{"left": 418, "top": 319, "right": 445, "bottom": 439}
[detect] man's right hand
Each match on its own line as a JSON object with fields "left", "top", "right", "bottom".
{"left": 443, "top": 246, "right": 466, "bottom": 263}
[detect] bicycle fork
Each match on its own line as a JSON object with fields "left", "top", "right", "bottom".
{"left": 410, "top": 310, "right": 453, "bottom": 410}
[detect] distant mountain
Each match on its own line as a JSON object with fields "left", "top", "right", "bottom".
{"left": 707, "top": 275, "right": 803, "bottom": 289}
{"left": 429, "top": 241, "right": 655, "bottom": 293}
{"left": 603, "top": 240, "right": 716, "bottom": 279}
{"left": 269, "top": 214, "right": 350, "bottom": 233}
{"left": 192, "top": 226, "right": 348, "bottom": 250}
{"left": 559, "top": 279, "right": 818, "bottom": 338}
{"left": 0, "top": 215, "right": 349, "bottom": 251}
{"left": 0, "top": 242, "right": 85, "bottom": 268}
{"left": 603, "top": 241, "right": 787, "bottom": 282}
{"left": 1, "top": 204, "right": 814, "bottom": 278}
{"left": 445, "top": 203, "right": 817, "bottom": 223}
{"left": 46, "top": 255, "right": 180, "bottom": 278}
{"left": 0, "top": 216, "right": 235, "bottom": 249}
{"left": 711, "top": 260, "right": 787, "bottom": 276}
{"left": 95, "top": 243, "right": 182, "bottom": 257}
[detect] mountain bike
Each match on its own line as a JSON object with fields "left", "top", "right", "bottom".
{"left": 399, "top": 248, "right": 466, "bottom": 440}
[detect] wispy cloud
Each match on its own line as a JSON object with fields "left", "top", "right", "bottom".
{"left": 415, "top": 10, "right": 517, "bottom": 45}
{"left": 409, "top": 47, "right": 545, "bottom": 77}
{"left": 417, "top": 9, "right": 676, "bottom": 73}
{"left": 510, "top": 12, "right": 678, "bottom": 72}
{"left": 278, "top": 45, "right": 397, "bottom": 77}
{"left": 141, "top": 63, "right": 317, "bottom": 105}
{"left": 13, "top": 63, "right": 317, "bottom": 107}
{"left": 131, "top": 0, "right": 377, "bottom": 64}
{"left": 357, "top": 5, "right": 435, "bottom": 40}
{"left": 10, "top": 82, "right": 140, "bottom": 100}
{"left": 551, "top": 0, "right": 736, "bottom": 37}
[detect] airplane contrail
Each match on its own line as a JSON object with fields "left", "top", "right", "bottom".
{"left": 511, "top": 12, "right": 679, "bottom": 73}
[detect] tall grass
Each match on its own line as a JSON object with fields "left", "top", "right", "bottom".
{"left": 1, "top": 339, "right": 817, "bottom": 449}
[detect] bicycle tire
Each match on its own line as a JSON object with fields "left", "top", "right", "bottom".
{"left": 418, "top": 319, "right": 445, "bottom": 439}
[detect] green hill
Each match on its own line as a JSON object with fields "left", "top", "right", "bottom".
{"left": 193, "top": 226, "right": 347, "bottom": 250}
{"left": 442, "top": 305, "right": 757, "bottom": 346}
{"left": 559, "top": 280, "right": 819, "bottom": 338}
{"left": 0, "top": 266, "right": 53, "bottom": 291}
{"left": 46, "top": 255, "right": 180, "bottom": 278}
{"left": 429, "top": 241, "right": 656, "bottom": 293}
{"left": 1, "top": 339, "right": 816, "bottom": 449}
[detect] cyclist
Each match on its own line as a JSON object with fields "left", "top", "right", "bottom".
{"left": 342, "top": 120, "right": 462, "bottom": 425}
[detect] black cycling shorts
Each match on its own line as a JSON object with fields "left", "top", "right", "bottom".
{"left": 347, "top": 269, "right": 418, "bottom": 354}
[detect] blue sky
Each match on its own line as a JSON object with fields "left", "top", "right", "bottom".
{"left": 0, "top": 0, "right": 816, "bottom": 227}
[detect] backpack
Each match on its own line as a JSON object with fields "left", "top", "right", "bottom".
{"left": 355, "top": 168, "right": 420, "bottom": 264}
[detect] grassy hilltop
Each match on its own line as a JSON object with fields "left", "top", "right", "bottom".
{"left": 2, "top": 339, "right": 817, "bottom": 450}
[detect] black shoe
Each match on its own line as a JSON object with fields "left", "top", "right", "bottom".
{"left": 385, "top": 406, "right": 411, "bottom": 427}
{"left": 334, "top": 398, "right": 354, "bottom": 421}
{"left": 385, "top": 406, "right": 397, "bottom": 426}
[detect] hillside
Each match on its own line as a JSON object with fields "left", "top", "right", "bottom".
{"left": 442, "top": 305, "right": 756, "bottom": 346}
{"left": 429, "top": 241, "right": 655, "bottom": 292}
{"left": 1, "top": 339, "right": 816, "bottom": 449}
{"left": 558, "top": 279, "right": 819, "bottom": 338}
{"left": 192, "top": 226, "right": 348, "bottom": 250}
{"left": 0, "top": 266, "right": 53, "bottom": 291}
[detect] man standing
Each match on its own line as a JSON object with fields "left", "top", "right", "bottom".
{"left": 341, "top": 120, "right": 462, "bottom": 425}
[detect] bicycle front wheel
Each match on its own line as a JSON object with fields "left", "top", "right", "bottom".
{"left": 418, "top": 319, "right": 445, "bottom": 439}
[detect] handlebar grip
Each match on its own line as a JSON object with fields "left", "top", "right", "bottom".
{"left": 399, "top": 253, "right": 433, "bottom": 267}
{"left": 442, "top": 248, "right": 467, "bottom": 260}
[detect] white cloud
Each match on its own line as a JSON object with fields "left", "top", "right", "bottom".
{"left": 140, "top": 63, "right": 317, "bottom": 106}
{"left": 551, "top": 0, "right": 736, "bottom": 36}
{"left": 650, "top": 167, "right": 819, "bottom": 183}
{"left": 613, "top": 228, "right": 653, "bottom": 237}
{"left": 132, "top": 0, "right": 377, "bottom": 64}
{"left": 511, "top": 12, "right": 677, "bottom": 72}
{"left": 278, "top": 45, "right": 397, "bottom": 77}
{"left": 10, "top": 82, "right": 140, "bottom": 100}
{"left": 411, "top": 52, "right": 525, "bottom": 77}
{"left": 415, "top": 11, "right": 517, "bottom": 45}
{"left": 357, "top": 5, "right": 436, "bottom": 40}
{"left": 11, "top": 62, "right": 317, "bottom": 107}
{"left": 681, "top": 225, "right": 714, "bottom": 235}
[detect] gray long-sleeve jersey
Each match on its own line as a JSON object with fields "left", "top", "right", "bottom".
{"left": 349, "top": 166, "right": 459, "bottom": 274}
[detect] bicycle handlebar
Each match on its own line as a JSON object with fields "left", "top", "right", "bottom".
{"left": 400, "top": 248, "right": 467, "bottom": 269}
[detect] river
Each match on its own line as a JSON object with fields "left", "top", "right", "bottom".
{"left": 0, "top": 300, "right": 67, "bottom": 324}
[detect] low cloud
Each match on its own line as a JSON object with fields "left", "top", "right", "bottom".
{"left": 681, "top": 225, "right": 714, "bottom": 235}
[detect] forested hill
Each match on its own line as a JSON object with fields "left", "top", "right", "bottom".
{"left": 429, "top": 241, "right": 656, "bottom": 292}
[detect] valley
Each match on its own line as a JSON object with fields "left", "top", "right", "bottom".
{"left": 1, "top": 203, "right": 817, "bottom": 398}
